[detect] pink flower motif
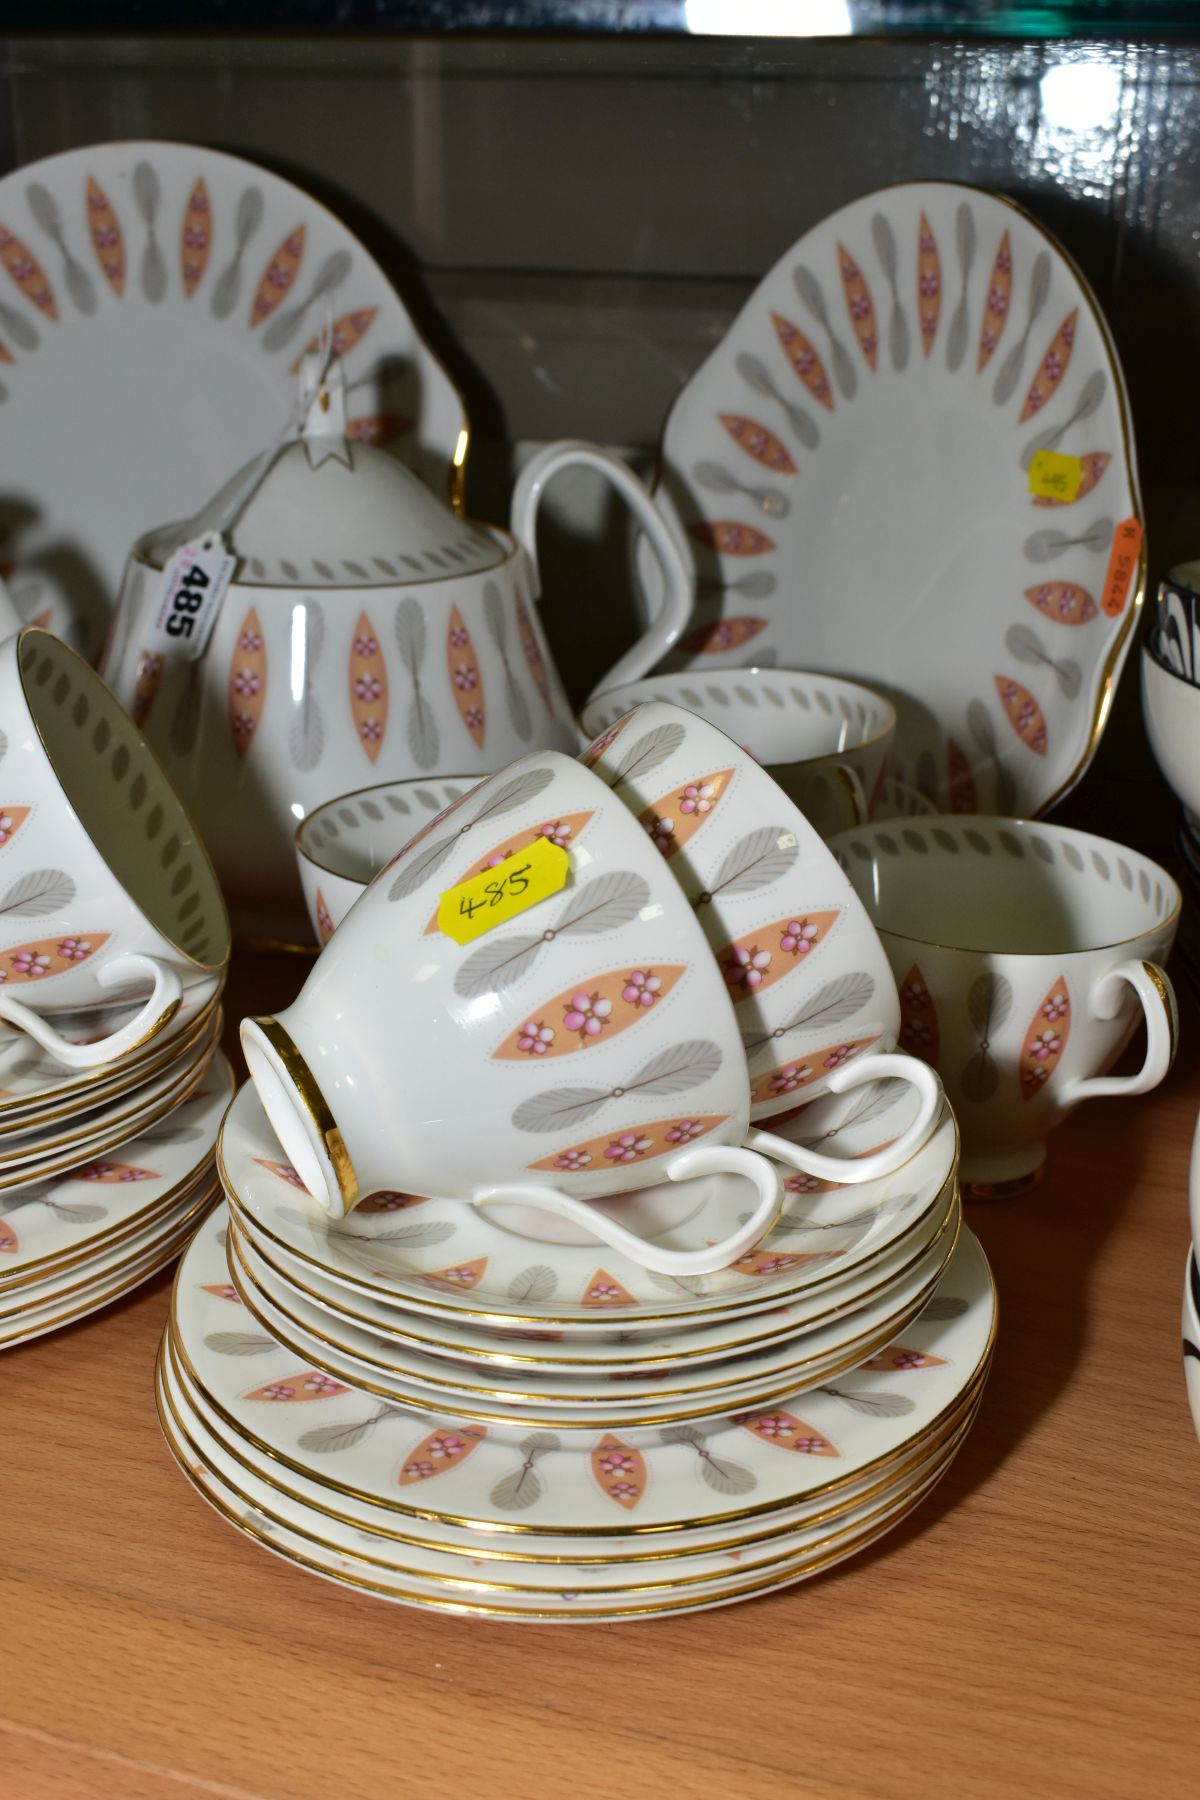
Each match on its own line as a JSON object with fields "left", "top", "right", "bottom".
{"left": 644, "top": 815, "right": 676, "bottom": 854}
{"left": 303, "top": 1373, "right": 341, "bottom": 1395}
{"left": 316, "top": 899, "right": 334, "bottom": 939}
{"left": 360, "top": 719, "right": 384, "bottom": 743}
{"left": 980, "top": 329, "right": 998, "bottom": 355}
{"left": 1027, "top": 1029, "right": 1061, "bottom": 1062}
{"left": 449, "top": 625, "right": 469, "bottom": 649}
{"left": 537, "top": 820, "right": 573, "bottom": 848}
{"left": 404, "top": 1459, "right": 435, "bottom": 1480}
{"left": 747, "top": 1253, "right": 802, "bottom": 1274}
{"left": 781, "top": 919, "right": 819, "bottom": 956}
{"left": 755, "top": 1414, "right": 795, "bottom": 1438}
{"left": 587, "top": 1279, "right": 621, "bottom": 1301}
{"left": 768, "top": 1063, "right": 813, "bottom": 1095}
{"left": 354, "top": 634, "right": 378, "bottom": 657}
{"left": 11, "top": 950, "right": 51, "bottom": 976}
{"left": 679, "top": 781, "right": 718, "bottom": 816}
{"left": 232, "top": 667, "right": 261, "bottom": 697}
{"left": 609, "top": 1480, "right": 640, "bottom": 1500}
{"left": 554, "top": 1148, "right": 591, "bottom": 1171}
{"left": 793, "top": 1436, "right": 831, "bottom": 1454}
{"left": 261, "top": 1384, "right": 296, "bottom": 1401}
{"left": 465, "top": 706, "right": 484, "bottom": 731}
{"left": 724, "top": 945, "right": 771, "bottom": 990}
{"left": 562, "top": 992, "right": 613, "bottom": 1040}
{"left": 212, "top": 1284, "right": 238, "bottom": 1300}
{"left": 987, "top": 285, "right": 1009, "bottom": 317}
{"left": 438, "top": 1268, "right": 479, "bottom": 1286}
{"left": 76, "top": 1162, "right": 116, "bottom": 1181}
{"left": 901, "top": 980, "right": 925, "bottom": 1006}
{"left": 902, "top": 1018, "right": 933, "bottom": 1049}
{"left": 599, "top": 1450, "right": 635, "bottom": 1476}
{"left": 621, "top": 969, "right": 662, "bottom": 1007}
{"left": 430, "top": 1434, "right": 467, "bottom": 1458}
{"left": 861, "top": 333, "right": 877, "bottom": 356}
{"left": 56, "top": 937, "right": 92, "bottom": 961}
{"left": 919, "top": 271, "right": 940, "bottom": 299}
{"left": 0, "top": 815, "right": 15, "bottom": 845}
{"left": 453, "top": 664, "right": 478, "bottom": 692}
{"left": 840, "top": 255, "right": 860, "bottom": 280}
{"left": 1041, "top": 991, "right": 1069, "bottom": 1022}
{"left": 517, "top": 1019, "right": 555, "bottom": 1056}
{"left": 1044, "top": 352, "right": 1063, "bottom": 383}
{"left": 665, "top": 1119, "right": 704, "bottom": 1144}
{"left": 583, "top": 722, "right": 624, "bottom": 762}
{"left": 354, "top": 674, "right": 383, "bottom": 702}
{"left": 370, "top": 1192, "right": 418, "bottom": 1210}
{"left": 712, "top": 621, "right": 737, "bottom": 650}
{"left": 785, "top": 1172, "right": 822, "bottom": 1194}
{"left": 850, "top": 295, "right": 871, "bottom": 321}
{"left": 997, "top": 246, "right": 1012, "bottom": 273}
{"left": 603, "top": 1133, "right": 653, "bottom": 1164}
{"left": 823, "top": 1044, "right": 857, "bottom": 1069}
{"left": 239, "top": 628, "right": 263, "bottom": 652}
{"left": 184, "top": 225, "right": 209, "bottom": 250}
{"left": 894, "top": 1351, "right": 929, "bottom": 1370}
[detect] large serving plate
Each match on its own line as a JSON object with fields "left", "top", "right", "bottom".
{"left": 0, "top": 142, "right": 467, "bottom": 655}
{"left": 644, "top": 180, "right": 1142, "bottom": 816}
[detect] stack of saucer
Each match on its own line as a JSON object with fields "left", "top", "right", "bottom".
{"left": 156, "top": 1069, "right": 995, "bottom": 1622}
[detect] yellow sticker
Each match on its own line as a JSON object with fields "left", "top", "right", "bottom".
{"left": 437, "top": 837, "right": 570, "bottom": 946}
{"left": 1027, "top": 449, "right": 1084, "bottom": 502}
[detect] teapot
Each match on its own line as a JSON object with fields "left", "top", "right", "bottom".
{"left": 102, "top": 359, "right": 692, "bottom": 942}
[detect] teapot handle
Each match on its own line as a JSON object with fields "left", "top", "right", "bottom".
{"left": 509, "top": 440, "right": 693, "bottom": 700}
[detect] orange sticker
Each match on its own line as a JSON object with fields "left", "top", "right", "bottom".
{"left": 1101, "top": 517, "right": 1143, "bottom": 619}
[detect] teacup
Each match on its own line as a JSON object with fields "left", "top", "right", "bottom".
{"left": 295, "top": 775, "right": 479, "bottom": 944}
{"left": 579, "top": 699, "right": 939, "bottom": 1138}
{"left": 831, "top": 814, "right": 1179, "bottom": 1196}
{"left": 1141, "top": 644, "right": 1200, "bottom": 818}
{"left": 0, "top": 629, "right": 229, "bottom": 1068}
{"left": 1152, "top": 563, "right": 1200, "bottom": 688}
{"left": 241, "top": 748, "right": 937, "bottom": 1275}
{"left": 581, "top": 669, "right": 893, "bottom": 839}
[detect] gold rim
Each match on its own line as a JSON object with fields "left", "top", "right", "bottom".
{"left": 0, "top": 979, "right": 224, "bottom": 1120}
{"left": 165, "top": 1327, "right": 986, "bottom": 1567}
{"left": 226, "top": 1181, "right": 959, "bottom": 1371}
{"left": 221, "top": 1217, "right": 958, "bottom": 1432}
{"left": 243, "top": 1017, "right": 356, "bottom": 1209}
{"left": 154, "top": 1379, "right": 961, "bottom": 1621}
{"left": 1143, "top": 960, "right": 1180, "bottom": 1065}
{"left": 0, "top": 998, "right": 219, "bottom": 1133}
{"left": 167, "top": 1247, "right": 996, "bottom": 1537}
{"left": 0, "top": 1006, "right": 222, "bottom": 1162}
{"left": 295, "top": 774, "right": 484, "bottom": 886}
{"left": 158, "top": 1352, "right": 975, "bottom": 1599}
{"left": 218, "top": 1129, "right": 957, "bottom": 1331}
{"left": 1, "top": 1178, "right": 220, "bottom": 1319}
{"left": 0, "top": 1038, "right": 218, "bottom": 1195}
{"left": 0, "top": 1158, "right": 219, "bottom": 1292}
{"left": 14, "top": 627, "right": 230, "bottom": 970}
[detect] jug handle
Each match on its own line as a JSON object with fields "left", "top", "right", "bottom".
{"left": 509, "top": 440, "right": 693, "bottom": 700}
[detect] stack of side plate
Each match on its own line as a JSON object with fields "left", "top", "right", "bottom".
{"left": 157, "top": 1072, "right": 996, "bottom": 1620}
{"left": 0, "top": 977, "right": 231, "bottom": 1346}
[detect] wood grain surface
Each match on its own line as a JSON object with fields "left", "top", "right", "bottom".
{"left": 1, "top": 950, "right": 1197, "bottom": 1800}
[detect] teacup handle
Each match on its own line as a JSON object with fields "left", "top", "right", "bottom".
{"left": 0, "top": 952, "right": 182, "bottom": 1069}
{"left": 1057, "top": 960, "right": 1177, "bottom": 1106}
{"left": 747, "top": 1053, "right": 942, "bottom": 1184}
{"left": 508, "top": 440, "right": 693, "bottom": 699}
{"left": 473, "top": 1142, "right": 784, "bottom": 1276}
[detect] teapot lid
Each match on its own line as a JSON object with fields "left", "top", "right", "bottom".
{"left": 140, "top": 357, "right": 503, "bottom": 589}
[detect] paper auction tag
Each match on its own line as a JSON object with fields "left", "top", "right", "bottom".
{"left": 1027, "top": 450, "right": 1084, "bottom": 502}
{"left": 148, "top": 532, "right": 238, "bottom": 662}
{"left": 1101, "top": 516, "right": 1144, "bottom": 618}
{"left": 438, "top": 837, "right": 569, "bottom": 946}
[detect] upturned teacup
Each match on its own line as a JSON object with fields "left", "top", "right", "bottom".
{"left": 580, "top": 669, "right": 894, "bottom": 839}
{"left": 0, "top": 629, "right": 229, "bottom": 1068}
{"left": 831, "top": 814, "right": 1179, "bottom": 1195}
{"left": 241, "top": 747, "right": 937, "bottom": 1274}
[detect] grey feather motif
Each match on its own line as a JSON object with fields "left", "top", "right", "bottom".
{"left": 607, "top": 722, "right": 686, "bottom": 788}
{"left": 170, "top": 663, "right": 205, "bottom": 758}
{"left": 945, "top": 201, "right": 976, "bottom": 372}
{"left": 961, "top": 972, "right": 1012, "bottom": 1100}
{"left": 204, "top": 1331, "right": 279, "bottom": 1357}
{"left": 512, "top": 1039, "right": 722, "bottom": 1133}
{"left": 387, "top": 830, "right": 464, "bottom": 903}
{"left": 793, "top": 263, "right": 857, "bottom": 399}
{"left": 329, "top": 1219, "right": 456, "bottom": 1250}
{"left": 646, "top": 1270, "right": 708, "bottom": 1297}
{"left": 818, "top": 1385, "right": 916, "bottom": 1418}
{"left": 287, "top": 599, "right": 326, "bottom": 773}
{"left": 919, "top": 1294, "right": 969, "bottom": 1321}
{"left": 394, "top": 597, "right": 439, "bottom": 771}
{"left": 0, "top": 869, "right": 76, "bottom": 917}
{"left": 508, "top": 1265, "right": 558, "bottom": 1302}
{"left": 386, "top": 766, "right": 556, "bottom": 903}
{"left": 0, "top": 729, "right": 7, "bottom": 764}
{"left": 870, "top": 211, "right": 909, "bottom": 372}
{"left": 489, "top": 1432, "right": 560, "bottom": 1512}
{"left": 484, "top": 581, "right": 532, "bottom": 742}
{"left": 659, "top": 1426, "right": 757, "bottom": 1495}
{"left": 46, "top": 1200, "right": 106, "bottom": 1223}
{"left": 741, "top": 972, "right": 875, "bottom": 1055}
{"left": 701, "top": 827, "right": 797, "bottom": 902}
{"left": 298, "top": 1412, "right": 389, "bottom": 1453}
{"left": 454, "top": 869, "right": 650, "bottom": 999}
{"left": 993, "top": 249, "right": 1051, "bottom": 406}
{"left": 1005, "top": 622, "right": 1081, "bottom": 699}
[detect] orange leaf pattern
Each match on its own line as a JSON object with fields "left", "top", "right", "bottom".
{"left": 398, "top": 1426, "right": 484, "bottom": 1485}
{"left": 916, "top": 211, "right": 941, "bottom": 355}
{"left": 423, "top": 812, "right": 593, "bottom": 933}
{"left": 1031, "top": 451, "right": 1111, "bottom": 508}
{"left": 994, "top": 675, "right": 1048, "bottom": 756}
{"left": 718, "top": 909, "right": 840, "bottom": 1003}
{"left": 1019, "top": 977, "right": 1070, "bottom": 1098}
{"left": 1024, "top": 581, "right": 1098, "bottom": 627}
{"left": 0, "top": 806, "right": 30, "bottom": 852}
{"left": 345, "top": 414, "right": 412, "bottom": 447}
{"left": 243, "top": 1371, "right": 349, "bottom": 1402}
{"left": 728, "top": 1247, "right": 837, "bottom": 1279}
{"left": 527, "top": 1115, "right": 729, "bottom": 1177}
{"left": 679, "top": 616, "right": 768, "bottom": 657}
{"left": 977, "top": 230, "right": 1012, "bottom": 371}
{"left": 718, "top": 413, "right": 796, "bottom": 475}
{"left": 838, "top": 242, "right": 878, "bottom": 370}
{"left": 0, "top": 933, "right": 109, "bottom": 985}
{"left": 0, "top": 1218, "right": 17, "bottom": 1254}
{"left": 201, "top": 1283, "right": 241, "bottom": 1302}
{"left": 591, "top": 1434, "right": 647, "bottom": 1509}
{"left": 248, "top": 226, "right": 305, "bottom": 328}
{"left": 356, "top": 1192, "right": 428, "bottom": 1213}
{"left": 688, "top": 521, "right": 776, "bottom": 558}
{"left": 85, "top": 177, "right": 125, "bottom": 296}
{"left": 859, "top": 1345, "right": 948, "bottom": 1372}
{"left": 180, "top": 177, "right": 211, "bottom": 298}
{"left": 579, "top": 713, "right": 634, "bottom": 768}
{"left": 420, "top": 1257, "right": 488, "bottom": 1291}
{"left": 0, "top": 226, "right": 57, "bottom": 317}
{"left": 898, "top": 962, "right": 939, "bottom": 1064}
{"left": 1019, "top": 308, "right": 1078, "bottom": 422}
{"left": 314, "top": 890, "right": 334, "bottom": 945}
{"left": 945, "top": 739, "right": 976, "bottom": 813}
{"left": 749, "top": 1036, "right": 877, "bottom": 1107}
{"left": 734, "top": 1410, "right": 839, "bottom": 1455}
{"left": 446, "top": 603, "right": 485, "bottom": 750}
{"left": 130, "top": 650, "right": 164, "bottom": 728}
{"left": 580, "top": 1268, "right": 639, "bottom": 1308}
{"left": 292, "top": 306, "right": 378, "bottom": 374}
{"left": 771, "top": 312, "right": 834, "bottom": 409}
{"left": 349, "top": 610, "right": 388, "bottom": 763}
{"left": 492, "top": 965, "right": 687, "bottom": 1061}
{"left": 229, "top": 608, "right": 267, "bottom": 757}
{"left": 253, "top": 1157, "right": 309, "bottom": 1192}
{"left": 514, "top": 590, "right": 553, "bottom": 712}
{"left": 70, "top": 1161, "right": 157, "bottom": 1182}
{"left": 636, "top": 769, "right": 733, "bottom": 859}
